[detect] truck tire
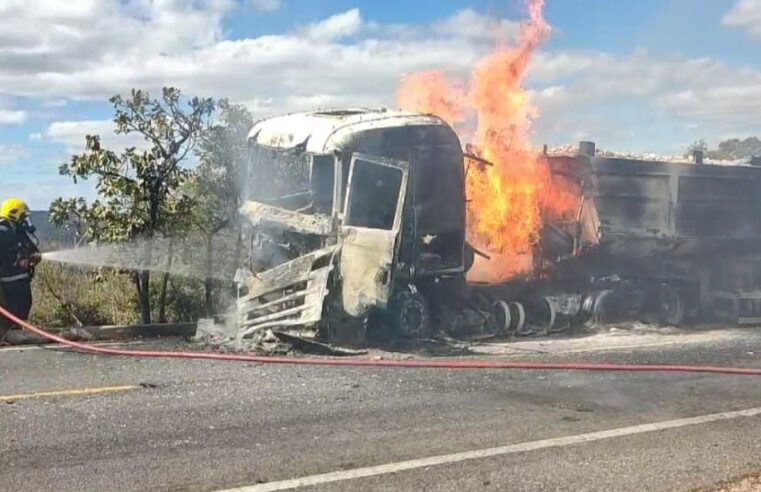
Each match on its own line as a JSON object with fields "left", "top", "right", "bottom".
{"left": 658, "top": 286, "right": 685, "bottom": 326}
{"left": 388, "top": 289, "right": 431, "bottom": 338}
{"left": 317, "top": 304, "right": 368, "bottom": 345}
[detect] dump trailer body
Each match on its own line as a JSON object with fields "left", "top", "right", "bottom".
{"left": 545, "top": 154, "right": 761, "bottom": 261}
{"left": 537, "top": 150, "right": 761, "bottom": 325}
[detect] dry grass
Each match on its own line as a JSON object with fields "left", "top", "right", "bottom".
{"left": 716, "top": 476, "right": 761, "bottom": 492}
{"left": 700, "top": 474, "right": 761, "bottom": 492}
{"left": 31, "top": 262, "right": 138, "bottom": 328}
{"left": 30, "top": 262, "right": 215, "bottom": 328}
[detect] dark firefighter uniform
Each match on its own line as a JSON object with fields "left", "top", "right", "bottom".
{"left": 0, "top": 198, "right": 40, "bottom": 337}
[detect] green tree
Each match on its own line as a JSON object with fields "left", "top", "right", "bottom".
{"left": 50, "top": 87, "right": 215, "bottom": 324}
{"left": 708, "top": 137, "right": 761, "bottom": 161}
{"left": 191, "top": 100, "right": 254, "bottom": 315}
{"left": 685, "top": 139, "right": 708, "bottom": 158}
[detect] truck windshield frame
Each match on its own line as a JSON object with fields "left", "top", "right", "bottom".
{"left": 246, "top": 142, "right": 311, "bottom": 207}
{"left": 246, "top": 143, "right": 341, "bottom": 218}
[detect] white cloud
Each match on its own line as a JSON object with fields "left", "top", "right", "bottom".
{"left": 46, "top": 119, "right": 149, "bottom": 152}
{"left": 0, "top": 0, "right": 233, "bottom": 82}
{"left": 723, "top": 0, "right": 761, "bottom": 38}
{"left": 0, "top": 109, "right": 27, "bottom": 124}
{"left": 527, "top": 50, "right": 761, "bottom": 147}
{"left": 7, "top": 179, "right": 95, "bottom": 210}
{"left": 658, "top": 84, "right": 761, "bottom": 123}
{"left": 304, "top": 9, "right": 363, "bottom": 41}
{"left": 434, "top": 9, "right": 519, "bottom": 41}
{"left": 249, "top": 0, "right": 281, "bottom": 12}
{"left": 9, "top": 0, "right": 100, "bottom": 20}
{"left": 28, "top": 132, "right": 42, "bottom": 141}
{"left": 0, "top": 3, "right": 494, "bottom": 112}
{"left": 0, "top": 2, "right": 758, "bottom": 154}
{"left": 529, "top": 51, "right": 614, "bottom": 82}
{"left": 0, "top": 144, "right": 27, "bottom": 165}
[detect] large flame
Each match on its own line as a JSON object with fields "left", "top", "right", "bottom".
{"left": 397, "top": 0, "right": 561, "bottom": 282}
{"left": 397, "top": 71, "right": 464, "bottom": 127}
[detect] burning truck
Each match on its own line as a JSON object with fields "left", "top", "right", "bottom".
{"left": 234, "top": 108, "right": 761, "bottom": 344}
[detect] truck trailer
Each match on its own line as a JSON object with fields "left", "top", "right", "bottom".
{"left": 538, "top": 144, "right": 761, "bottom": 327}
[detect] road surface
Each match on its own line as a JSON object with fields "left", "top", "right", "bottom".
{"left": 2, "top": 328, "right": 761, "bottom": 491}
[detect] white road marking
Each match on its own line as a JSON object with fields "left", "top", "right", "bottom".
{"left": 219, "top": 406, "right": 761, "bottom": 492}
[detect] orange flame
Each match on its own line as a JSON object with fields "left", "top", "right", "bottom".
{"left": 397, "top": 0, "right": 563, "bottom": 282}
{"left": 398, "top": 71, "right": 465, "bottom": 127}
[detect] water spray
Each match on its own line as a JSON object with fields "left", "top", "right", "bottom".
{"left": 39, "top": 232, "right": 242, "bottom": 282}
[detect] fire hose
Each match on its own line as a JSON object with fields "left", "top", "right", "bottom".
{"left": 3, "top": 304, "right": 761, "bottom": 376}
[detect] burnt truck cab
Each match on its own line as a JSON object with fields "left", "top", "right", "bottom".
{"left": 236, "top": 109, "right": 466, "bottom": 341}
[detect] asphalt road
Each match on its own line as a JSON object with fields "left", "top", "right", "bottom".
{"left": 3, "top": 329, "right": 761, "bottom": 491}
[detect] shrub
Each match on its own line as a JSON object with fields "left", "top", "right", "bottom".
{"left": 29, "top": 262, "right": 231, "bottom": 328}
{"left": 31, "top": 262, "right": 138, "bottom": 328}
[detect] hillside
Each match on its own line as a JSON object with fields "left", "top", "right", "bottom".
{"left": 29, "top": 210, "right": 77, "bottom": 249}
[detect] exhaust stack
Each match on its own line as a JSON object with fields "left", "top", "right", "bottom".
{"left": 578, "top": 141, "right": 596, "bottom": 157}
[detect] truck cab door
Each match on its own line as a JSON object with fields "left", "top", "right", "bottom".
{"left": 339, "top": 153, "right": 409, "bottom": 317}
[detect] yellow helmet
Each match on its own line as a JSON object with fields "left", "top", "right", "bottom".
{"left": 0, "top": 198, "right": 29, "bottom": 223}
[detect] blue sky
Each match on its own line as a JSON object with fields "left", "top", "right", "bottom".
{"left": 2, "top": 0, "right": 760, "bottom": 209}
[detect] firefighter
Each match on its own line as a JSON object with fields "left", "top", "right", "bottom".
{"left": 0, "top": 198, "right": 41, "bottom": 340}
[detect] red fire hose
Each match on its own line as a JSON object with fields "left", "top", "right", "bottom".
{"left": 3, "top": 304, "right": 761, "bottom": 376}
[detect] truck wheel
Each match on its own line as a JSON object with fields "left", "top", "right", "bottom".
{"left": 590, "top": 289, "right": 614, "bottom": 325}
{"left": 491, "top": 300, "right": 511, "bottom": 336}
{"left": 318, "top": 305, "right": 367, "bottom": 345}
{"left": 658, "top": 286, "right": 685, "bottom": 326}
{"left": 388, "top": 290, "right": 431, "bottom": 338}
{"left": 510, "top": 302, "right": 529, "bottom": 335}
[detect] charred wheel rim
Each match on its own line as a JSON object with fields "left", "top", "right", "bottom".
{"left": 399, "top": 299, "right": 426, "bottom": 337}
{"left": 392, "top": 291, "right": 430, "bottom": 338}
{"left": 658, "top": 287, "right": 685, "bottom": 326}
{"left": 591, "top": 290, "right": 614, "bottom": 325}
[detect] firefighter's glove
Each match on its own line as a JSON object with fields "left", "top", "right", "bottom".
{"left": 16, "top": 253, "right": 41, "bottom": 271}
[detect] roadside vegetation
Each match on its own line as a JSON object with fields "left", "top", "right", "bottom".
{"left": 30, "top": 262, "right": 210, "bottom": 328}
{"left": 687, "top": 137, "right": 761, "bottom": 162}
{"left": 30, "top": 87, "right": 253, "bottom": 329}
